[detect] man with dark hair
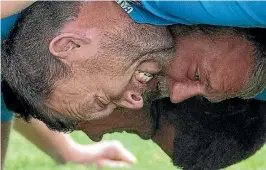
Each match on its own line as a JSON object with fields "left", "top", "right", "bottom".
{"left": 2, "top": 1, "right": 175, "bottom": 131}
{"left": 77, "top": 97, "right": 266, "bottom": 170}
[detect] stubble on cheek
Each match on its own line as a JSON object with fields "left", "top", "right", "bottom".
{"left": 157, "top": 74, "right": 170, "bottom": 98}
{"left": 142, "top": 74, "right": 170, "bottom": 110}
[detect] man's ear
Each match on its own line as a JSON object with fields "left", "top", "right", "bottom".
{"left": 49, "top": 33, "right": 91, "bottom": 61}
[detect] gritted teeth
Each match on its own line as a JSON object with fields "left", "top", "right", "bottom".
{"left": 135, "top": 71, "right": 154, "bottom": 83}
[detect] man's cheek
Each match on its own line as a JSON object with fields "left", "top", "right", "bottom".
{"left": 151, "top": 115, "right": 177, "bottom": 156}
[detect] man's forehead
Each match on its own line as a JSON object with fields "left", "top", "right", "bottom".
{"left": 207, "top": 61, "right": 250, "bottom": 95}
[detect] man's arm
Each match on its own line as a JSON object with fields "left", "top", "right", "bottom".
{"left": 13, "top": 118, "right": 81, "bottom": 164}
{"left": 1, "top": 94, "right": 14, "bottom": 169}
{"left": 13, "top": 117, "right": 136, "bottom": 167}
{"left": 1, "top": 122, "right": 11, "bottom": 169}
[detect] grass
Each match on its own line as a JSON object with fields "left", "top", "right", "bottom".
{"left": 4, "top": 130, "right": 266, "bottom": 170}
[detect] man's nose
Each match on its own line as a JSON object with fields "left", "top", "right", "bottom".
{"left": 169, "top": 81, "right": 202, "bottom": 103}
{"left": 115, "top": 88, "right": 144, "bottom": 110}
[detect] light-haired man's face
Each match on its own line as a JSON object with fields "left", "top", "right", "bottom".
{"left": 166, "top": 27, "right": 254, "bottom": 103}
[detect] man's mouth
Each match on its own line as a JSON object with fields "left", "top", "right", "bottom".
{"left": 135, "top": 71, "right": 154, "bottom": 84}
{"left": 135, "top": 70, "right": 160, "bottom": 91}
{"left": 134, "top": 60, "right": 161, "bottom": 85}
{"left": 135, "top": 70, "right": 169, "bottom": 98}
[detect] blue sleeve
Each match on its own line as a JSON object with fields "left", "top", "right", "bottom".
{"left": 1, "top": 14, "right": 20, "bottom": 40}
{"left": 139, "top": 1, "right": 266, "bottom": 27}
{"left": 1, "top": 15, "right": 20, "bottom": 122}
{"left": 254, "top": 89, "right": 266, "bottom": 101}
{"left": 1, "top": 94, "right": 13, "bottom": 123}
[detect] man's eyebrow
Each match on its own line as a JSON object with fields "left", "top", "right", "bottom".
{"left": 206, "top": 78, "right": 214, "bottom": 91}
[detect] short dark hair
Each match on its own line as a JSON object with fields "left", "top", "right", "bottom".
{"left": 2, "top": 1, "right": 81, "bottom": 132}
{"left": 153, "top": 96, "right": 266, "bottom": 169}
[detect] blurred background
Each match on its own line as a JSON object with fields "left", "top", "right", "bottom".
{"left": 5, "top": 130, "right": 266, "bottom": 170}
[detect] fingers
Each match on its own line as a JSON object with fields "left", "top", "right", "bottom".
{"left": 106, "top": 141, "right": 136, "bottom": 164}
{"left": 79, "top": 140, "right": 137, "bottom": 168}
{"left": 96, "top": 160, "right": 132, "bottom": 169}
{"left": 88, "top": 140, "right": 136, "bottom": 169}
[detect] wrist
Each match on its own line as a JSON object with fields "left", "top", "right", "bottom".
{"left": 52, "top": 135, "right": 86, "bottom": 164}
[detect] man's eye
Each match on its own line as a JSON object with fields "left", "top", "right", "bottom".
{"left": 194, "top": 71, "right": 200, "bottom": 81}
{"left": 96, "top": 99, "right": 105, "bottom": 109}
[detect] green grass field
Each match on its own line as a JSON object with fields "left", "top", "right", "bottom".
{"left": 4, "top": 130, "right": 266, "bottom": 170}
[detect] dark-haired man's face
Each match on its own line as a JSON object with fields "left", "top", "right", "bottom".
{"left": 47, "top": 2, "right": 175, "bottom": 122}
{"left": 77, "top": 95, "right": 265, "bottom": 170}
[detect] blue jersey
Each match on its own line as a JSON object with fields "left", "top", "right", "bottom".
{"left": 1, "top": 14, "right": 20, "bottom": 39}
{"left": 1, "top": 14, "right": 20, "bottom": 122}
{"left": 118, "top": 1, "right": 266, "bottom": 27}
{"left": 255, "top": 91, "right": 266, "bottom": 101}
{"left": 1, "top": 94, "right": 14, "bottom": 122}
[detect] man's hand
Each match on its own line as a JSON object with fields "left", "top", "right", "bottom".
{"left": 1, "top": 122, "right": 11, "bottom": 169}
{"left": 68, "top": 140, "right": 136, "bottom": 169}
{"left": 151, "top": 115, "right": 176, "bottom": 156}
{"left": 12, "top": 117, "right": 137, "bottom": 168}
